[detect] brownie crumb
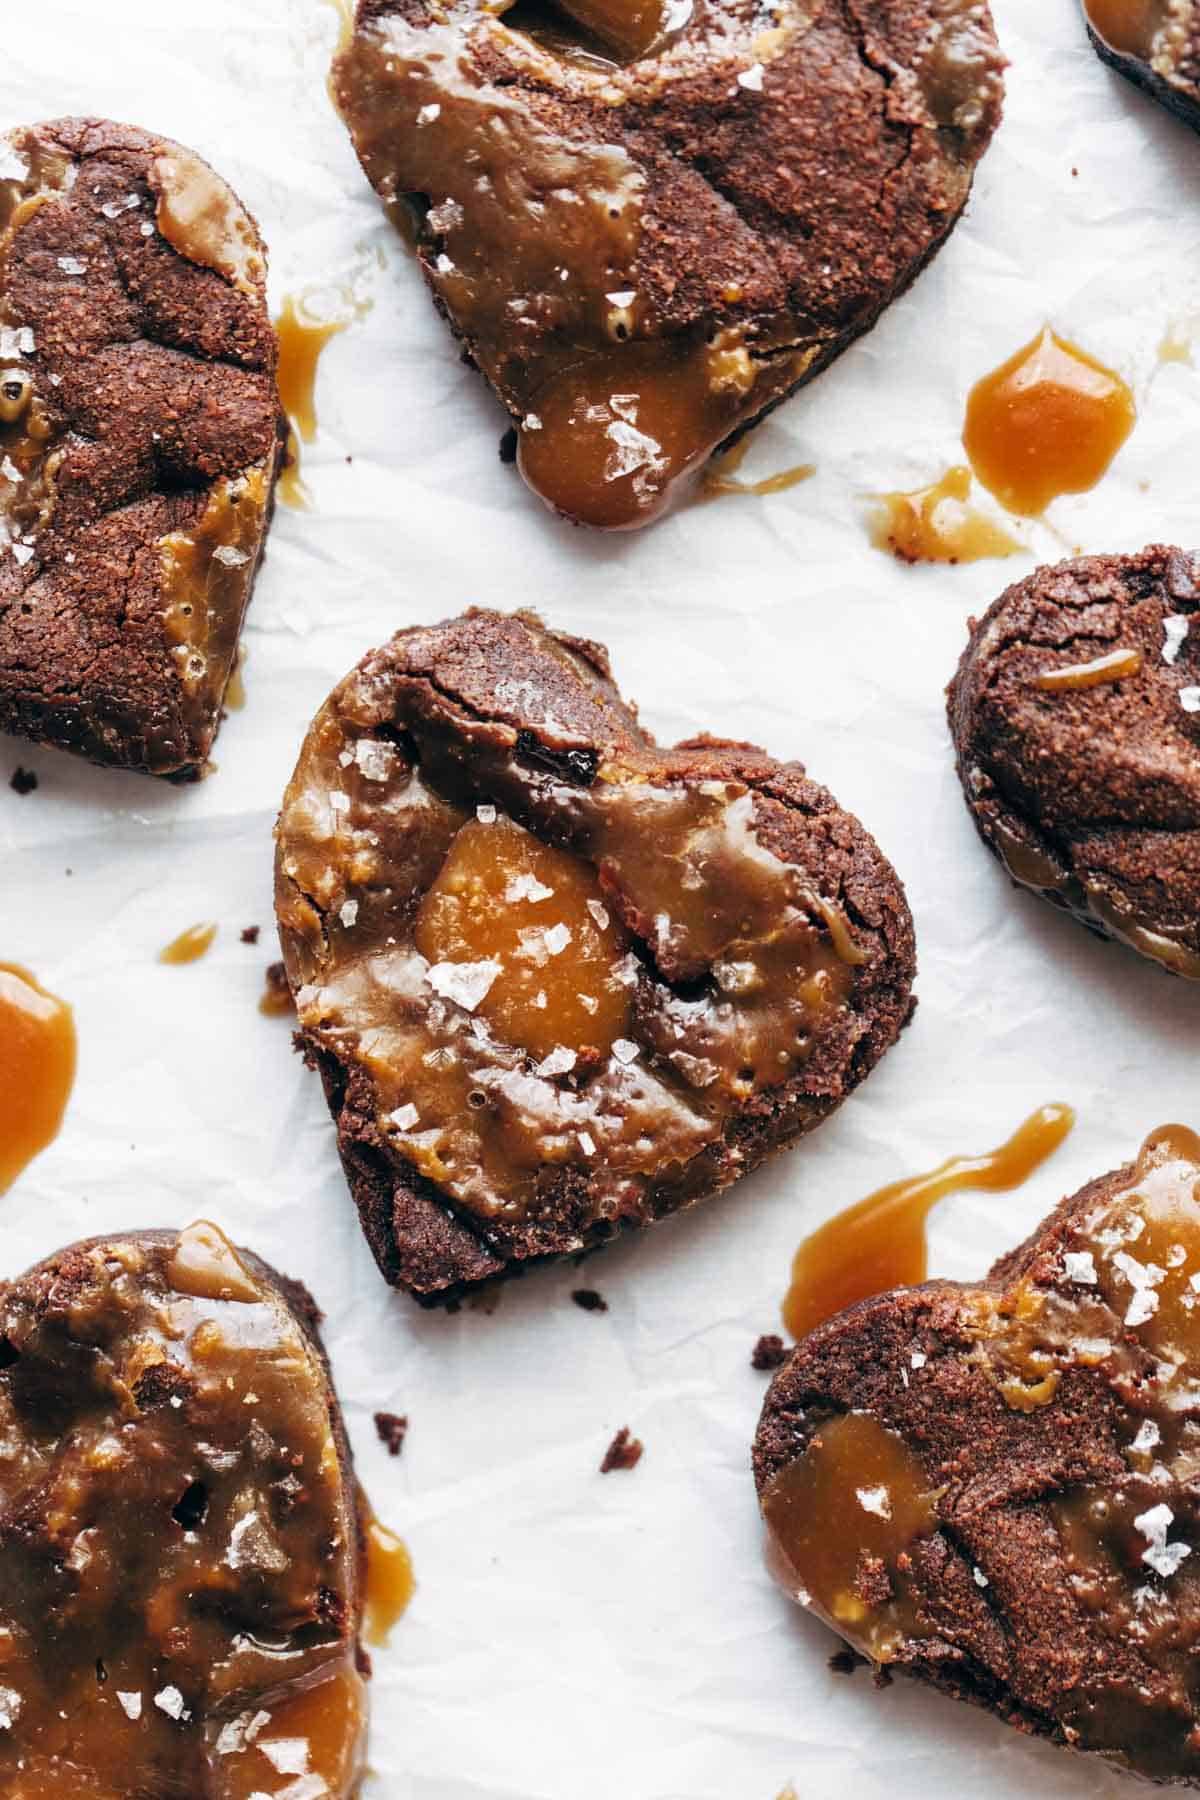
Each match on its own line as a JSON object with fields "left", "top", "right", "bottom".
{"left": 373, "top": 1411, "right": 408, "bottom": 1457}
{"left": 9, "top": 767, "right": 37, "bottom": 795}
{"left": 572, "top": 1288, "right": 608, "bottom": 1314}
{"left": 498, "top": 427, "right": 518, "bottom": 465}
{"left": 600, "top": 1427, "right": 643, "bottom": 1474}
{"left": 829, "top": 1647, "right": 867, "bottom": 1677}
{"left": 751, "top": 1333, "right": 789, "bottom": 1372}
{"left": 241, "top": 925, "right": 260, "bottom": 945}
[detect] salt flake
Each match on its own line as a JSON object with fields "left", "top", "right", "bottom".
{"left": 339, "top": 899, "right": 359, "bottom": 928}
{"left": 154, "top": 1685, "right": 189, "bottom": 1721}
{"left": 1062, "top": 1250, "right": 1098, "bottom": 1286}
{"left": 57, "top": 256, "right": 88, "bottom": 276}
{"left": 213, "top": 544, "right": 250, "bottom": 568}
{"left": 856, "top": 1484, "right": 891, "bottom": 1519}
{"left": 427, "top": 958, "right": 501, "bottom": 1012}
{"left": 1181, "top": 686, "right": 1200, "bottom": 714}
{"left": 536, "top": 1047, "right": 576, "bottom": 1078}
{"left": 586, "top": 899, "right": 609, "bottom": 931}
{"left": 544, "top": 923, "right": 571, "bottom": 955}
{"left": 476, "top": 803, "right": 497, "bottom": 823}
{"left": 117, "top": 1691, "right": 142, "bottom": 1721}
{"left": 1164, "top": 614, "right": 1190, "bottom": 664}
{"left": 612, "top": 1038, "right": 640, "bottom": 1064}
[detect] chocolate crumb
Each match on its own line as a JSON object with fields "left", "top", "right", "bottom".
{"left": 241, "top": 925, "right": 261, "bottom": 944}
{"left": 600, "top": 1427, "right": 643, "bottom": 1474}
{"left": 9, "top": 767, "right": 37, "bottom": 795}
{"left": 572, "top": 1289, "right": 608, "bottom": 1314}
{"left": 751, "top": 1333, "right": 789, "bottom": 1372}
{"left": 829, "top": 1647, "right": 867, "bottom": 1677}
{"left": 373, "top": 1411, "right": 408, "bottom": 1457}
{"left": 498, "top": 427, "right": 518, "bottom": 465}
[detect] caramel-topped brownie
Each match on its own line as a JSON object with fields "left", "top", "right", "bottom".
{"left": 0, "top": 1222, "right": 366, "bottom": 1799}
{"left": 332, "top": 0, "right": 1004, "bottom": 528}
{"left": 1083, "top": 0, "right": 1200, "bottom": 134}
{"left": 948, "top": 547, "right": 1200, "bottom": 980}
{"left": 275, "top": 608, "right": 916, "bottom": 1300}
{"left": 755, "top": 1124, "right": 1200, "bottom": 1785}
{"left": 0, "top": 118, "right": 283, "bottom": 779}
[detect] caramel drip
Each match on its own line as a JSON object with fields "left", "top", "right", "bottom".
{"left": 703, "top": 436, "right": 816, "bottom": 498}
{"left": 0, "top": 963, "right": 76, "bottom": 1193}
{"left": 159, "top": 923, "right": 218, "bottom": 965}
{"left": 275, "top": 294, "right": 348, "bottom": 447}
{"left": 761, "top": 1412, "right": 940, "bottom": 1663}
{"left": 151, "top": 151, "right": 265, "bottom": 296}
{"left": 866, "top": 463, "right": 1021, "bottom": 564}
{"left": 363, "top": 1506, "right": 416, "bottom": 1648}
{"left": 963, "top": 327, "right": 1136, "bottom": 517}
{"left": 1084, "top": 0, "right": 1168, "bottom": 57}
{"left": 159, "top": 469, "right": 267, "bottom": 743}
{"left": 782, "top": 1104, "right": 1076, "bottom": 1341}
{"left": 1037, "top": 646, "right": 1143, "bottom": 691}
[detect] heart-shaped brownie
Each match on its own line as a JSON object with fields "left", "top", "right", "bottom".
{"left": 1083, "top": 0, "right": 1200, "bottom": 135}
{"left": 755, "top": 1124, "right": 1200, "bottom": 1784}
{"left": 332, "top": 0, "right": 1005, "bottom": 528}
{"left": 0, "top": 118, "right": 284, "bottom": 779}
{"left": 0, "top": 1223, "right": 366, "bottom": 1796}
{"left": 274, "top": 608, "right": 916, "bottom": 1300}
{"left": 947, "top": 547, "right": 1200, "bottom": 979}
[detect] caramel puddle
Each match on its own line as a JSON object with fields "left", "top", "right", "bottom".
{"left": 0, "top": 964, "right": 76, "bottom": 1193}
{"left": 364, "top": 1507, "right": 415, "bottom": 1647}
{"left": 963, "top": 327, "right": 1136, "bottom": 517}
{"left": 275, "top": 287, "right": 371, "bottom": 510}
{"left": 159, "top": 923, "right": 218, "bottom": 966}
{"left": 867, "top": 464, "right": 1021, "bottom": 563}
{"left": 781, "top": 1104, "right": 1075, "bottom": 1340}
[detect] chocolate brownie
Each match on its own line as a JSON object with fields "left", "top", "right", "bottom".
{"left": 0, "top": 118, "right": 284, "bottom": 779}
{"left": 332, "top": 0, "right": 1005, "bottom": 529}
{"left": 947, "top": 547, "right": 1200, "bottom": 979}
{"left": 755, "top": 1124, "right": 1200, "bottom": 1784}
{"left": 0, "top": 1221, "right": 367, "bottom": 1797}
{"left": 274, "top": 608, "right": 916, "bottom": 1301}
{"left": 1083, "top": 0, "right": 1200, "bottom": 134}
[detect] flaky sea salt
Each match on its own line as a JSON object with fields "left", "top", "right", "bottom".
{"left": 612, "top": 1039, "right": 640, "bottom": 1064}
{"left": 213, "top": 544, "right": 249, "bottom": 567}
{"left": 57, "top": 256, "right": 88, "bottom": 275}
{"left": 476, "top": 803, "right": 497, "bottom": 823}
{"left": 328, "top": 791, "right": 350, "bottom": 813}
{"left": 1135, "top": 1503, "right": 1192, "bottom": 1578}
{"left": 140, "top": 219, "right": 155, "bottom": 236}
{"left": 11, "top": 543, "right": 34, "bottom": 566}
{"left": 1, "top": 456, "right": 21, "bottom": 484}
{"left": 544, "top": 923, "right": 571, "bottom": 955}
{"left": 355, "top": 739, "right": 393, "bottom": 781}
{"left": 417, "top": 102, "right": 441, "bottom": 123}
{"left": 910, "top": 1350, "right": 927, "bottom": 1369}
{"left": 1131, "top": 1420, "right": 1162, "bottom": 1454}
{"left": 973, "top": 1567, "right": 989, "bottom": 1588}
{"left": 536, "top": 1047, "right": 576, "bottom": 1078}
{"left": 1164, "top": 614, "right": 1190, "bottom": 664}
{"left": 339, "top": 899, "right": 359, "bottom": 928}
{"left": 1062, "top": 1250, "right": 1098, "bottom": 1286}
{"left": 1179, "top": 685, "right": 1200, "bottom": 713}
{"left": 154, "top": 1685, "right": 189, "bottom": 1721}
{"left": 578, "top": 1131, "right": 597, "bottom": 1156}
{"left": 505, "top": 873, "right": 553, "bottom": 904}
{"left": 737, "top": 61, "right": 764, "bottom": 89}
{"left": 856, "top": 1485, "right": 891, "bottom": 1519}
{"left": 427, "top": 958, "right": 501, "bottom": 1012}
{"left": 116, "top": 1691, "right": 142, "bottom": 1721}
{"left": 586, "top": 900, "right": 609, "bottom": 931}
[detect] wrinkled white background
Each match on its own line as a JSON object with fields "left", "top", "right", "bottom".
{"left": 2, "top": 1, "right": 1199, "bottom": 1794}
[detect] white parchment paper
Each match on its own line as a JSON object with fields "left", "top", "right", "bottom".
{"left": 2, "top": 1, "right": 1199, "bottom": 1794}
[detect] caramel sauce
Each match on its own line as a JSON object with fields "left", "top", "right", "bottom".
{"left": 151, "top": 150, "right": 265, "bottom": 296}
{"left": 363, "top": 1508, "right": 416, "bottom": 1648}
{"left": 963, "top": 327, "right": 1136, "bottom": 517}
{"left": 276, "top": 294, "right": 348, "bottom": 447}
{"left": 762, "top": 1411, "right": 940, "bottom": 1663}
{"left": 160, "top": 469, "right": 267, "bottom": 739}
{"left": 215, "top": 1662, "right": 368, "bottom": 1799}
{"left": 866, "top": 463, "right": 1022, "bottom": 564}
{"left": 1084, "top": 0, "right": 1167, "bottom": 56}
{"left": 0, "top": 964, "right": 76, "bottom": 1193}
{"left": 276, "top": 663, "right": 864, "bottom": 1236}
{"left": 159, "top": 922, "right": 218, "bottom": 965}
{"left": 703, "top": 436, "right": 816, "bottom": 499}
{"left": 782, "top": 1104, "right": 1076, "bottom": 1341}
{"left": 1037, "top": 646, "right": 1143, "bottom": 691}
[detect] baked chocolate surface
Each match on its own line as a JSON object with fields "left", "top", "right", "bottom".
{"left": 755, "top": 1125, "right": 1200, "bottom": 1785}
{"left": 0, "top": 118, "right": 283, "bottom": 779}
{"left": 274, "top": 608, "right": 916, "bottom": 1301}
{"left": 332, "top": 0, "right": 1004, "bottom": 529}
{"left": 0, "top": 1223, "right": 366, "bottom": 1800}
{"left": 947, "top": 546, "right": 1200, "bottom": 979}
{"left": 1084, "top": 0, "right": 1200, "bottom": 134}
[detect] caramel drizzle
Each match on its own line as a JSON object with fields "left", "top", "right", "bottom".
{"left": 781, "top": 1104, "right": 1076, "bottom": 1341}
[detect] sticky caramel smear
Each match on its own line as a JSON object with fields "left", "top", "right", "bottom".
{"left": 278, "top": 430, "right": 314, "bottom": 512}
{"left": 866, "top": 464, "right": 1022, "bottom": 564}
{"left": 364, "top": 1509, "right": 415, "bottom": 1648}
{"left": 781, "top": 1104, "right": 1075, "bottom": 1341}
{"left": 276, "top": 294, "right": 350, "bottom": 447}
{"left": 159, "top": 922, "right": 218, "bottom": 966}
{"left": 0, "top": 964, "right": 76, "bottom": 1194}
{"left": 963, "top": 328, "right": 1136, "bottom": 518}
{"left": 1084, "top": 0, "right": 1167, "bottom": 56}
{"left": 703, "top": 437, "right": 816, "bottom": 499}
{"left": 1037, "top": 647, "right": 1143, "bottom": 691}
{"left": 761, "top": 1411, "right": 939, "bottom": 1663}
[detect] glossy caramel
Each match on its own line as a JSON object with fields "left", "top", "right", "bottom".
{"left": 866, "top": 463, "right": 1021, "bottom": 564}
{"left": 1084, "top": 0, "right": 1167, "bottom": 56}
{"left": 963, "top": 327, "right": 1136, "bottom": 517}
{"left": 1037, "top": 646, "right": 1143, "bottom": 691}
{"left": 0, "top": 963, "right": 76, "bottom": 1193}
{"left": 160, "top": 470, "right": 268, "bottom": 740}
{"left": 151, "top": 149, "right": 265, "bottom": 296}
{"left": 276, "top": 294, "right": 347, "bottom": 446}
{"left": 364, "top": 1509, "right": 416, "bottom": 1648}
{"left": 762, "top": 1412, "right": 939, "bottom": 1662}
{"left": 782, "top": 1104, "right": 1075, "bottom": 1341}
{"left": 159, "top": 922, "right": 218, "bottom": 965}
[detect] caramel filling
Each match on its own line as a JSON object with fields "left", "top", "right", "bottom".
{"left": 866, "top": 463, "right": 1021, "bottom": 564}
{"left": 1037, "top": 646, "right": 1143, "bottom": 691}
{"left": 151, "top": 151, "right": 265, "bottom": 297}
{"left": 963, "top": 327, "right": 1136, "bottom": 517}
{"left": 1084, "top": 0, "right": 1169, "bottom": 58}
{"left": 782, "top": 1104, "right": 1075, "bottom": 1341}
{"left": 0, "top": 963, "right": 76, "bottom": 1194}
{"left": 0, "top": 1223, "right": 365, "bottom": 1796}
{"left": 160, "top": 469, "right": 268, "bottom": 739}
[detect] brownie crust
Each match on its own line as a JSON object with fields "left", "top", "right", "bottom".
{"left": 0, "top": 117, "right": 284, "bottom": 778}
{"left": 947, "top": 546, "right": 1200, "bottom": 979}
